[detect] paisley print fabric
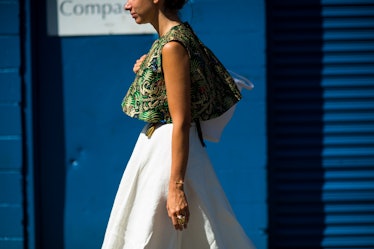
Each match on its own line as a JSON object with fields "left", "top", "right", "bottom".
{"left": 122, "top": 22, "right": 241, "bottom": 123}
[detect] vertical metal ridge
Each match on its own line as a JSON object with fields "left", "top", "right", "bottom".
{"left": 267, "top": 0, "right": 374, "bottom": 248}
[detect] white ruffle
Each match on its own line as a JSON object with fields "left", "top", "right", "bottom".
{"left": 201, "top": 73, "right": 254, "bottom": 142}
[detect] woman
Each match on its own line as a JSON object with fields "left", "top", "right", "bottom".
{"left": 101, "top": 0, "right": 255, "bottom": 248}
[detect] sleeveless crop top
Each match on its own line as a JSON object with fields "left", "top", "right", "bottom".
{"left": 121, "top": 22, "right": 241, "bottom": 124}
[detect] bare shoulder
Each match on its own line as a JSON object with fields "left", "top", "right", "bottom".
{"left": 162, "top": 41, "right": 188, "bottom": 57}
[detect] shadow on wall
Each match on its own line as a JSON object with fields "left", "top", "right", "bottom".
{"left": 31, "top": 2, "right": 66, "bottom": 249}
{"left": 266, "top": 1, "right": 325, "bottom": 248}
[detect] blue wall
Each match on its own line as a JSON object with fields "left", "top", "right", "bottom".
{"left": 0, "top": 0, "right": 267, "bottom": 248}
{"left": 59, "top": 1, "right": 267, "bottom": 249}
{"left": 191, "top": 1, "right": 267, "bottom": 247}
{"left": 7, "top": 1, "right": 371, "bottom": 248}
{"left": 0, "top": 0, "right": 24, "bottom": 249}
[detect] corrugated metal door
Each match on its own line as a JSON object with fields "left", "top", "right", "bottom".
{"left": 266, "top": 0, "right": 374, "bottom": 248}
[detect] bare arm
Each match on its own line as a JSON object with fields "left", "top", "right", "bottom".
{"left": 162, "top": 41, "right": 191, "bottom": 230}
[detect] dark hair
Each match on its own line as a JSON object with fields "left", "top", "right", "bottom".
{"left": 164, "top": 0, "right": 187, "bottom": 11}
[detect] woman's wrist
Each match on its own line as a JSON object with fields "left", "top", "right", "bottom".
{"left": 169, "top": 179, "right": 184, "bottom": 190}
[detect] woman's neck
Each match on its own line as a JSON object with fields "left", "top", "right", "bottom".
{"left": 151, "top": 10, "right": 181, "bottom": 37}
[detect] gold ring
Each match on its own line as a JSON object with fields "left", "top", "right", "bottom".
{"left": 176, "top": 214, "right": 186, "bottom": 226}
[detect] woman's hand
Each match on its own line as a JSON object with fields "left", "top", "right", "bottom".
{"left": 167, "top": 184, "right": 190, "bottom": 230}
{"left": 133, "top": 54, "right": 147, "bottom": 73}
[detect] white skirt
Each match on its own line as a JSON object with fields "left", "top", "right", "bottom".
{"left": 101, "top": 123, "right": 255, "bottom": 249}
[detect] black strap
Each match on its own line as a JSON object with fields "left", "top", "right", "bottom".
{"left": 195, "top": 119, "right": 206, "bottom": 147}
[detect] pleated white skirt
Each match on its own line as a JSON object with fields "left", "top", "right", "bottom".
{"left": 101, "top": 123, "right": 255, "bottom": 249}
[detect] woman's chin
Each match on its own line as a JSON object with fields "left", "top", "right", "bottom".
{"left": 132, "top": 17, "right": 144, "bottom": 25}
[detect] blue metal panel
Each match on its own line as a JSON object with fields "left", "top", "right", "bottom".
{"left": 61, "top": 35, "right": 149, "bottom": 249}
{"left": 267, "top": 0, "right": 374, "bottom": 248}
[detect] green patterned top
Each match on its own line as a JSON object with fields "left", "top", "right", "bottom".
{"left": 121, "top": 22, "right": 241, "bottom": 123}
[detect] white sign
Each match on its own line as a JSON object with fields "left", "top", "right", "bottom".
{"left": 47, "top": 0, "right": 156, "bottom": 36}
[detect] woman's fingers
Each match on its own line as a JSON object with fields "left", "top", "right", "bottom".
{"left": 176, "top": 210, "right": 189, "bottom": 230}
{"left": 167, "top": 205, "right": 190, "bottom": 230}
{"left": 166, "top": 187, "right": 190, "bottom": 230}
{"left": 133, "top": 54, "right": 147, "bottom": 73}
{"left": 171, "top": 214, "right": 182, "bottom": 230}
